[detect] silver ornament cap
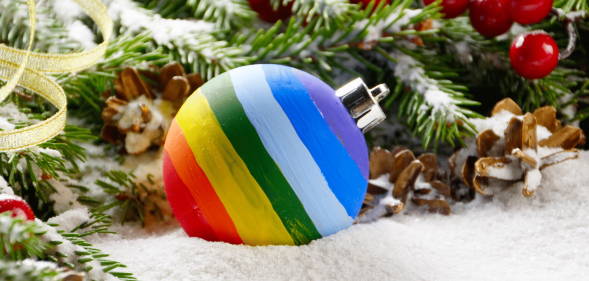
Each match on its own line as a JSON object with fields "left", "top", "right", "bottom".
{"left": 336, "top": 78, "right": 390, "bottom": 133}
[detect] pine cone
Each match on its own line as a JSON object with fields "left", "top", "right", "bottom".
{"left": 449, "top": 98, "right": 585, "bottom": 197}
{"left": 357, "top": 147, "right": 451, "bottom": 222}
{"left": 101, "top": 62, "right": 204, "bottom": 155}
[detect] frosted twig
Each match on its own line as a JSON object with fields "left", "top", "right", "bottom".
{"left": 551, "top": 7, "right": 589, "bottom": 60}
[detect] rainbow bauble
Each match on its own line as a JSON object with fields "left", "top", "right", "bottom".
{"left": 163, "top": 64, "right": 369, "bottom": 246}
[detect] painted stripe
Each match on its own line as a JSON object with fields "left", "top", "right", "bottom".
{"left": 176, "top": 89, "right": 295, "bottom": 246}
{"left": 293, "top": 69, "right": 369, "bottom": 180}
{"left": 162, "top": 150, "right": 218, "bottom": 242}
{"left": 262, "top": 64, "right": 368, "bottom": 218}
{"left": 165, "top": 120, "right": 243, "bottom": 245}
{"left": 229, "top": 65, "right": 353, "bottom": 237}
{"left": 199, "top": 72, "right": 321, "bottom": 245}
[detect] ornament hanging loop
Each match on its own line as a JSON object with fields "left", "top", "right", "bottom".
{"left": 335, "top": 78, "right": 390, "bottom": 133}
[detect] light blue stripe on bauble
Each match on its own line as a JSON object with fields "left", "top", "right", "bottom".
{"left": 262, "top": 64, "right": 368, "bottom": 218}
{"left": 229, "top": 65, "right": 353, "bottom": 237}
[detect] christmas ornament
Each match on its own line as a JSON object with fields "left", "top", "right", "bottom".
{"left": 510, "top": 31, "right": 559, "bottom": 79}
{"left": 423, "top": 0, "right": 469, "bottom": 19}
{"left": 249, "top": 0, "right": 293, "bottom": 23}
{"left": 469, "top": 0, "right": 513, "bottom": 37}
{"left": 357, "top": 147, "right": 451, "bottom": 222}
{"left": 163, "top": 64, "right": 390, "bottom": 246}
{"left": 503, "top": 0, "right": 553, "bottom": 25}
{"left": 0, "top": 195, "right": 35, "bottom": 220}
{"left": 101, "top": 62, "right": 203, "bottom": 155}
{"left": 0, "top": 0, "right": 112, "bottom": 151}
{"left": 449, "top": 98, "right": 584, "bottom": 197}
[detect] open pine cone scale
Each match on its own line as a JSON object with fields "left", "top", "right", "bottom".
{"left": 101, "top": 62, "right": 204, "bottom": 155}
{"left": 452, "top": 98, "right": 584, "bottom": 198}
{"left": 358, "top": 147, "right": 452, "bottom": 222}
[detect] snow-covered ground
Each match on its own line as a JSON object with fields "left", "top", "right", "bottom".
{"left": 89, "top": 151, "right": 589, "bottom": 281}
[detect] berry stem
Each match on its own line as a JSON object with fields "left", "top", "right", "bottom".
{"left": 550, "top": 7, "right": 588, "bottom": 60}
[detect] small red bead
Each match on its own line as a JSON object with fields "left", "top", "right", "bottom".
{"left": 504, "top": 0, "right": 553, "bottom": 25}
{"left": 423, "top": 0, "right": 469, "bottom": 19}
{"left": 249, "top": 0, "right": 293, "bottom": 23}
{"left": 510, "top": 31, "right": 559, "bottom": 79}
{"left": 469, "top": 0, "right": 514, "bottom": 37}
{"left": 0, "top": 196, "right": 35, "bottom": 220}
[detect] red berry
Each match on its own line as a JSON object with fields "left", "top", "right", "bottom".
{"left": 0, "top": 195, "right": 35, "bottom": 220}
{"left": 423, "top": 0, "right": 469, "bottom": 19}
{"left": 503, "top": 0, "right": 553, "bottom": 25}
{"left": 469, "top": 0, "right": 514, "bottom": 37}
{"left": 350, "top": 0, "right": 390, "bottom": 10}
{"left": 510, "top": 31, "right": 559, "bottom": 79}
{"left": 248, "top": 0, "right": 292, "bottom": 23}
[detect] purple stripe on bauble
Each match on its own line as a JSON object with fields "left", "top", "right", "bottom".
{"left": 292, "top": 69, "right": 369, "bottom": 180}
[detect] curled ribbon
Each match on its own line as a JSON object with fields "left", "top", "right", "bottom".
{"left": 0, "top": 0, "right": 113, "bottom": 151}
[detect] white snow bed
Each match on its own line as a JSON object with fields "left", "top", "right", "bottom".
{"left": 90, "top": 151, "right": 589, "bottom": 280}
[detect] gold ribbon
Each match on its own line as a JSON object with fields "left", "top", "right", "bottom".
{"left": 0, "top": 0, "right": 113, "bottom": 151}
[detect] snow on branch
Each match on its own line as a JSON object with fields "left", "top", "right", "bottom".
{"left": 0, "top": 0, "right": 81, "bottom": 53}
{"left": 185, "top": 0, "right": 256, "bottom": 30}
{"left": 106, "top": 0, "right": 247, "bottom": 79}
{"left": 391, "top": 51, "right": 478, "bottom": 149}
{"left": 272, "top": 0, "right": 358, "bottom": 30}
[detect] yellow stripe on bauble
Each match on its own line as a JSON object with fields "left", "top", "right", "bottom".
{"left": 175, "top": 89, "right": 295, "bottom": 246}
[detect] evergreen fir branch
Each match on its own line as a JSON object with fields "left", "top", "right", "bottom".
{"left": 0, "top": 0, "right": 80, "bottom": 52}
{"left": 135, "top": 0, "right": 257, "bottom": 30}
{"left": 56, "top": 32, "right": 170, "bottom": 131}
{"left": 0, "top": 123, "right": 94, "bottom": 214}
{"left": 0, "top": 259, "right": 66, "bottom": 281}
{"left": 0, "top": 213, "right": 48, "bottom": 261}
{"left": 108, "top": 0, "right": 248, "bottom": 80}
{"left": 385, "top": 51, "right": 481, "bottom": 150}
{"left": 43, "top": 217, "right": 136, "bottom": 281}
{"left": 0, "top": 89, "right": 95, "bottom": 215}
{"left": 88, "top": 170, "right": 158, "bottom": 227}
{"left": 271, "top": 0, "right": 360, "bottom": 31}
{"left": 553, "top": 0, "right": 589, "bottom": 14}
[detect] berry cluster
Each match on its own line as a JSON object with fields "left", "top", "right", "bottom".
{"left": 422, "top": 0, "right": 558, "bottom": 79}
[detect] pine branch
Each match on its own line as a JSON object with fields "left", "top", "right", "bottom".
{"left": 0, "top": 213, "right": 48, "bottom": 261}
{"left": 0, "top": 259, "right": 66, "bottom": 281}
{"left": 136, "top": 0, "right": 257, "bottom": 30}
{"left": 553, "top": 0, "right": 589, "bottom": 14}
{"left": 383, "top": 51, "right": 481, "bottom": 150}
{"left": 108, "top": 0, "right": 247, "bottom": 80}
{"left": 89, "top": 170, "right": 163, "bottom": 227}
{"left": 44, "top": 215, "right": 136, "bottom": 281}
{"left": 271, "top": 0, "right": 360, "bottom": 31}
{"left": 56, "top": 32, "right": 170, "bottom": 131}
{"left": 0, "top": 0, "right": 80, "bottom": 52}
{"left": 0, "top": 123, "right": 94, "bottom": 216}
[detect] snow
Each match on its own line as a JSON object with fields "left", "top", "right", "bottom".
{"left": 367, "top": 174, "right": 394, "bottom": 190}
{"left": 487, "top": 158, "right": 523, "bottom": 180}
{"left": 47, "top": 208, "right": 90, "bottom": 233}
{"left": 67, "top": 20, "right": 97, "bottom": 49}
{"left": 86, "top": 150, "right": 589, "bottom": 280}
{"left": 48, "top": 0, "right": 85, "bottom": 23}
{"left": 107, "top": 0, "right": 214, "bottom": 47}
{"left": 0, "top": 176, "right": 14, "bottom": 195}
